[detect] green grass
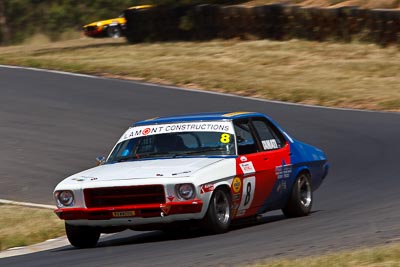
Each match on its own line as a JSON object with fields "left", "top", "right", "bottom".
{"left": 0, "top": 204, "right": 64, "bottom": 251}
{"left": 248, "top": 243, "right": 400, "bottom": 266}
{"left": 0, "top": 37, "right": 399, "bottom": 111}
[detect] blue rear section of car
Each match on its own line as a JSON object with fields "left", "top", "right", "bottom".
{"left": 257, "top": 138, "right": 329, "bottom": 213}
{"left": 289, "top": 140, "right": 329, "bottom": 190}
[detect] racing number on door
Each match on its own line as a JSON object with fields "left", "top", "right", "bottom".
{"left": 239, "top": 176, "right": 256, "bottom": 211}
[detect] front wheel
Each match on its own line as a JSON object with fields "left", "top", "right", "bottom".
{"left": 282, "top": 172, "right": 313, "bottom": 218}
{"left": 65, "top": 223, "right": 100, "bottom": 248}
{"left": 107, "top": 25, "right": 122, "bottom": 38}
{"left": 202, "top": 187, "right": 232, "bottom": 234}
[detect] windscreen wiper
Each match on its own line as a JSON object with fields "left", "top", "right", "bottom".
{"left": 174, "top": 147, "right": 227, "bottom": 156}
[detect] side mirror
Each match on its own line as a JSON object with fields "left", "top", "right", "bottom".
{"left": 96, "top": 156, "right": 106, "bottom": 165}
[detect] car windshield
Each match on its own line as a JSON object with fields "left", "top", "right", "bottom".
{"left": 107, "top": 130, "right": 236, "bottom": 163}
{"left": 107, "top": 132, "right": 236, "bottom": 162}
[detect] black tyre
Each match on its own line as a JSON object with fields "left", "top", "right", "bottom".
{"left": 65, "top": 223, "right": 100, "bottom": 248}
{"left": 202, "top": 187, "right": 232, "bottom": 234}
{"left": 107, "top": 25, "right": 122, "bottom": 38}
{"left": 282, "top": 172, "right": 313, "bottom": 218}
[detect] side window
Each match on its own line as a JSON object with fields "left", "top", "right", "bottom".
{"left": 252, "top": 118, "right": 286, "bottom": 151}
{"left": 234, "top": 121, "right": 258, "bottom": 155}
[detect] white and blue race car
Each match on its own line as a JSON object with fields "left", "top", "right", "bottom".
{"left": 54, "top": 111, "right": 329, "bottom": 248}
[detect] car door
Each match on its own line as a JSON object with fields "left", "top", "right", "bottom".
{"left": 232, "top": 117, "right": 290, "bottom": 218}
{"left": 250, "top": 116, "right": 292, "bottom": 213}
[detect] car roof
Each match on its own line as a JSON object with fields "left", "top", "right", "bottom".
{"left": 133, "top": 111, "right": 265, "bottom": 126}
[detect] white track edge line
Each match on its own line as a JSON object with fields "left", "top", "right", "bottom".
{"left": 0, "top": 64, "right": 398, "bottom": 115}
{"left": 0, "top": 199, "right": 54, "bottom": 210}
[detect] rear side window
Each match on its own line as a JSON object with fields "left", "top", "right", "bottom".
{"left": 234, "top": 120, "right": 258, "bottom": 155}
{"left": 251, "top": 118, "right": 286, "bottom": 151}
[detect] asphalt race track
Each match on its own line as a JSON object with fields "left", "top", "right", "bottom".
{"left": 1, "top": 66, "right": 400, "bottom": 267}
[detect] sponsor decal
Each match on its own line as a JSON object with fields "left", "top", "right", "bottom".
{"left": 200, "top": 183, "right": 215, "bottom": 194}
{"left": 239, "top": 162, "right": 256, "bottom": 174}
{"left": 167, "top": 195, "right": 175, "bottom": 202}
{"left": 118, "top": 121, "right": 234, "bottom": 143}
{"left": 142, "top": 127, "right": 151, "bottom": 135}
{"left": 240, "top": 156, "right": 247, "bottom": 162}
{"left": 232, "top": 177, "right": 242, "bottom": 193}
{"left": 232, "top": 202, "right": 240, "bottom": 217}
{"left": 232, "top": 193, "right": 241, "bottom": 201}
{"left": 277, "top": 180, "right": 287, "bottom": 193}
{"left": 172, "top": 171, "right": 191, "bottom": 176}
{"left": 262, "top": 139, "right": 278, "bottom": 150}
{"left": 275, "top": 159, "right": 293, "bottom": 179}
{"left": 160, "top": 204, "right": 171, "bottom": 215}
{"left": 71, "top": 177, "right": 85, "bottom": 181}
{"left": 81, "top": 176, "right": 99, "bottom": 181}
{"left": 72, "top": 176, "right": 98, "bottom": 181}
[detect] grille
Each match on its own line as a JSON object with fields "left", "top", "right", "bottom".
{"left": 84, "top": 185, "right": 165, "bottom": 208}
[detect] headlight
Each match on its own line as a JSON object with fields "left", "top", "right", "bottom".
{"left": 175, "top": 184, "right": 195, "bottom": 200}
{"left": 55, "top": 190, "right": 74, "bottom": 207}
{"left": 96, "top": 22, "right": 102, "bottom": 27}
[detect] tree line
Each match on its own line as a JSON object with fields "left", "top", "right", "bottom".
{"left": 0, "top": 0, "right": 242, "bottom": 45}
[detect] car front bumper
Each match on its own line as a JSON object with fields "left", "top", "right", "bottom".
{"left": 55, "top": 200, "right": 203, "bottom": 225}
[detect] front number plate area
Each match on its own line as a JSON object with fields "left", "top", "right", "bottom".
{"left": 112, "top": 211, "right": 136, "bottom": 217}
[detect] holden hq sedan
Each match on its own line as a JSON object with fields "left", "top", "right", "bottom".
{"left": 54, "top": 111, "right": 329, "bottom": 248}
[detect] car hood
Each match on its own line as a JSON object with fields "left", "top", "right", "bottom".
{"left": 83, "top": 17, "right": 125, "bottom": 28}
{"left": 65, "top": 157, "right": 227, "bottom": 182}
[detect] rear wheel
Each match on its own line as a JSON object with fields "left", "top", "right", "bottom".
{"left": 282, "top": 172, "right": 313, "bottom": 217}
{"left": 202, "top": 187, "right": 232, "bottom": 234}
{"left": 65, "top": 223, "right": 100, "bottom": 248}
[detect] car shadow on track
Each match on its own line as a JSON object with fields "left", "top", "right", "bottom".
{"left": 106, "top": 212, "right": 318, "bottom": 248}
{"left": 54, "top": 211, "right": 321, "bottom": 251}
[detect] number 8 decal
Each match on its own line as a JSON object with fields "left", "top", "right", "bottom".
{"left": 220, "top": 133, "right": 230, "bottom": 144}
{"left": 239, "top": 176, "right": 256, "bottom": 211}
{"left": 244, "top": 182, "right": 252, "bottom": 206}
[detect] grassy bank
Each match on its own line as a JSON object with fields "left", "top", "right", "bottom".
{"left": 0, "top": 37, "right": 399, "bottom": 111}
{"left": 0, "top": 204, "right": 64, "bottom": 251}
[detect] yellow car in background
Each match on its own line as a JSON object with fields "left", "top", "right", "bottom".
{"left": 82, "top": 5, "right": 153, "bottom": 38}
